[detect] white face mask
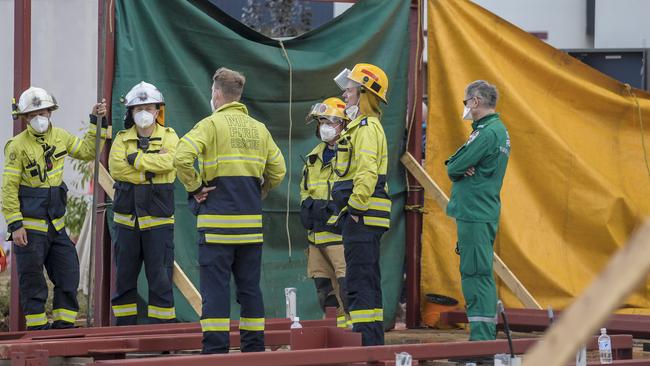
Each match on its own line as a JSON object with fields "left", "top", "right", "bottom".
{"left": 462, "top": 106, "right": 473, "bottom": 120}
{"left": 319, "top": 124, "right": 339, "bottom": 142}
{"left": 30, "top": 115, "right": 50, "bottom": 133}
{"left": 210, "top": 97, "right": 216, "bottom": 112}
{"left": 134, "top": 110, "right": 155, "bottom": 128}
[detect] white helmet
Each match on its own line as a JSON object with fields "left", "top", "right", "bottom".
{"left": 16, "top": 87, "right": 58, "bottom": 115}
{"left": 124, "top": 81, "right": 165, "bottom": 107}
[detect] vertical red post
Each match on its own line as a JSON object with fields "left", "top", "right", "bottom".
{"left": 92, "top": 0, "right": 116, "bottom": 327}
{"left": 405, "top": 0, "right": 424, "bottom": 329}
{"left": 10, "top": 0, "right": 31, "bottom": 332}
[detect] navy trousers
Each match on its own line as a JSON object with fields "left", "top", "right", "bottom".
{"left": 342, "top": 214, "right": 385, "bottom": 346}
{"left": 112, "top": 224, "right": 175, "bottom": 325}
{"left": 14, "top": 225, "right": 79, "bottom": 330}
{"left": 199, "top": 240, "right": 265, "bottom": 354}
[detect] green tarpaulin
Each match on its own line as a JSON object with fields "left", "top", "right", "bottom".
{"left": 110, "top": 0, "right": 410, "bottom": 324}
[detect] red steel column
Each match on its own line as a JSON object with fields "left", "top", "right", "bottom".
{"left": 10, "top": 0, "right": 31, "bottom": 332}
{"left": 92, "top": 0, "right": 116, "bottom": 327}
{"left": 405, "top": 0, "right": 424, "bottom": 329}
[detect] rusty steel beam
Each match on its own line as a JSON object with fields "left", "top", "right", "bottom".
{"left": 10, "top": 0, "right": 31, "bottom": 333}
{"left": 93, "top": 0, "right": 116, "bottom": 328}
{"left": 441, "top": 309, "right": 650, "bottom": 339}
{"left": 0, "top": 318, "right": 336, "bottom": 342}
{"left": 0, "top": 331, "right": 284, "bottom": 359}
{"left": 1, "top": 327, "right": 357, "bottom": 361}
{"left": 289, "top": 327, "right": 361, "bottom": 350}
{"left": 88, "top": 336, "right": 634, "bottom": 366}
{"left": 1, "top": 330, "right": 631, "bottom": 364}
{"left": 405, "top": 0, "right": 425, "bottom": 329}
{"left": 585, "top": 362, "right": 650, "bottom": 366}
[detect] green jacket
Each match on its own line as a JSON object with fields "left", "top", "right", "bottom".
{"left": 445, "top": 113, "right": 510, "bottom": 222}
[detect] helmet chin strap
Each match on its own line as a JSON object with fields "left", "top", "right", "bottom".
{"left": 345, "top": 96, "right": 360, "bottom": 120}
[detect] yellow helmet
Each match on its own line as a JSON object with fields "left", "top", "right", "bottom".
{"left": 334, "top": 63, "right": 388, "bottom": 103}
{"left": 306, "top": 97, "right": 348, "bottom": 124}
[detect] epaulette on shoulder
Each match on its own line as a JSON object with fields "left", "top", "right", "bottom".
{"left": 4, "top": 138, "right": 14, "bottom": 154}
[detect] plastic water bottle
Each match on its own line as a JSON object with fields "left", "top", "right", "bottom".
{"left": 290, "top": 316, "right": 303, "bottom": 329}
{"left": 598, "top": 328, "right": 613, "bottom": 364}
{"left": 395, "top": 352, "right": 412, "bottom": 366}
{"left": 575, "top": 344, "right": 586, "bottom": 366}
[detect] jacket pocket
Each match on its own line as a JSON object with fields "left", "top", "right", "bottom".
{"left": 49, "top": 183, "right": 68, "bottom": 218}
{"left": 142, "top": 184, "right": 175, "bottom": 217}
{"left": 18, "top": 186, "right": 49, "bottom": 218}
{"left": 112, "top": 182, "right": 134, "bottom": 214}
{"left": 300, "top": 197, "right": 315, "bottom": 230}
{"left": 459, "top": 244, "right": 492, "bottom": 276}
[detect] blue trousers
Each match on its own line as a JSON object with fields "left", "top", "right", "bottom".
{"left": 14, "top": 225, "right": 79, "bottom": 330}
{"left": 199, "top": 240, "right": 265, "bottom": 354}
{"left": 112, "top": 225, "right": 175, "bottom": 325}
{"left": 342, "top": 214, "right": 385, "bottom": 346}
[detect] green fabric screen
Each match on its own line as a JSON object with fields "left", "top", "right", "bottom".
{"left": 110, "top": 0, "right": 410, "bottom": 324}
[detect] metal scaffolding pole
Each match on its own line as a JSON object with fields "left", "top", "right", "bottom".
{"left": 10, "top": 0, "right": 31, "bottom": 332}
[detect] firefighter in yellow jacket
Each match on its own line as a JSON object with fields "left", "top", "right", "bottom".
{"left": 2, "top": 87, "right": 107, "bottom": 329}
{"left": 300, "top": 97, "right": 349, "bottom": 328}
{"left": 175, "top": 68, "right": 286, "bottom": 354}
{"left": 330, "top": 63, "right": 391, "bottom": 345}
{"left": 108, "top": 82, "right": 179, "bottom": 325}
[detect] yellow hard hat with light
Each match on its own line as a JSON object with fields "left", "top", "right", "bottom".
{"left": 306, "top": 97, "right": 348, "bottom": 124}
{"left": 334, "top": 63, "right": 389, "bottom": 103}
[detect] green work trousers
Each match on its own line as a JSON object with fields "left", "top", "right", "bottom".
{"left": 456, "top": 220, "right": 498, "bottom": 341}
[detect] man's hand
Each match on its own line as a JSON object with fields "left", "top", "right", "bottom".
{"left": 350, "top": 215, "right": 359, "bottom": 223}
{"left": 193, "top": 186, "right": 216, "bottom": 203}
{"left": 464, "top": 167, "right": 476, "bottom": 177}
{"left": 12, "top": 227, "right": 28, "bottom": 247}
{"left": 92, "top": 98, "right": 107, "bottom": 118}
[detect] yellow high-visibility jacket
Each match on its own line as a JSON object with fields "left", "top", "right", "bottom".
{"left": 330, "top": 115, "right": 391, "bottom": 229}
{"left": 109, "top": 123, "right": 179, "bottom": 230}
{"left": 174, "top": 102, "right": 286, "bottom": 245}
{"left": 2, "top": 121, "right": 107, "bottom": 235}
{"left": 299, "top": 143, "right": 342, "bottom": 246}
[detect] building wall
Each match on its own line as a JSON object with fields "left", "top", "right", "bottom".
{"left": 472, "top": 0, "right": 650, "bottom": 50}
{"left": 0, "top": 0, "right": 98, "bottom": 230}
{"left": 472, "top": 0, "right": 592, "bottom": 49}
{"left": 595, "top": 0, "right": 650, "bottom": 48}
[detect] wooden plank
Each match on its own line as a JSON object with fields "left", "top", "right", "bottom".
{"left": 400, "top": 152, "right": 542, "bottom": 310}
{"left": 97, "top": 163, "right": 115, "bottom": 199}
{"left": 92, "top": 163, "right": 202, "bottom": 316}
{"left": 173, "top": 262, "right": 202, "bottom": 316}
{"left": 400, "top": 152, "right": 449, "bottom": 209}
{"left": 525, "top": 220, "right": 650, "bottom": 366}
